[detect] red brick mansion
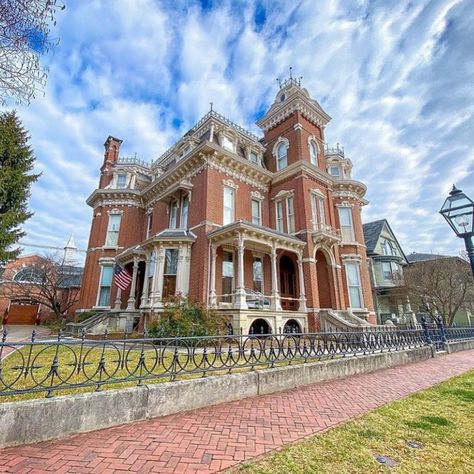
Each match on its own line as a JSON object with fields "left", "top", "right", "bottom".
{"left": 78, "top": 77, "right": 376, "bottom": 333}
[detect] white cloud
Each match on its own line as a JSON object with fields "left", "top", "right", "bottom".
{"left": 3, "top": 0, "right": 473, "bottom": 260}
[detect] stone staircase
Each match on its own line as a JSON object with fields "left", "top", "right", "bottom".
{"left": 319, "top": 309, "right": 371, "bottom": 332}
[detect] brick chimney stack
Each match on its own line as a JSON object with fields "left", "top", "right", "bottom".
{"left": 99, "top": 136, "right": 123, "bottom": 188}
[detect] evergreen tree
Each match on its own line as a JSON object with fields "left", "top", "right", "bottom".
{"left": 0, "top": 111, "right": 40, "bottom": 264}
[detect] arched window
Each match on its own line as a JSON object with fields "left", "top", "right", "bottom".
{"left": 382, "top": 239, "right": 396, "bottom": 256}
{"left": 14, "top": 267, "right": 45, "bottom": 284}
{"left": 309, "top": 140, "right": 318, "bottom": 165}
{"left": 277, "top": 143, "right": 288, "bottom": 170}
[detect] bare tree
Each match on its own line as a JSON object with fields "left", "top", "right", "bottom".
{"left": 0, "top": 1, "right": 65, "bottom": 105}
{"left": 0, "top": 252, "right": 81, "bottom": 320}
{"left": 404, "top": 257, "right": 474, "bottom": 326}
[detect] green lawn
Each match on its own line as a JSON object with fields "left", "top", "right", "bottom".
{"left": 238, "top": 370, "right": 474, "bottom": 474}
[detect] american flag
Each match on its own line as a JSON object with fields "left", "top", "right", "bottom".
{"left": 114, "top": 264, "right": 132, "bottom": 290}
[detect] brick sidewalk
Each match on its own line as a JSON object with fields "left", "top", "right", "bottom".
{"left": 1, "top": 350, "right": 473, "bottom": 473}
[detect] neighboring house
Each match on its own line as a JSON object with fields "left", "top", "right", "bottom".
{"left": 78, "top": 76, "right": 376, "bottom": 334}
{"left": 0, "top": 238, "right": 83, "bottom": 325}
{"left": 363, "top": 219, "right": 409, "bottom": 324}
{"left": 406, "top": 252, "right": 473, "bottom": 327}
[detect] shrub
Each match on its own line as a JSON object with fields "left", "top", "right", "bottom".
{"left": 148, "top": 297, "right": 230, "bottom": 338}
{"left": 75, "top": 309, "right": 97, "bottom": 323}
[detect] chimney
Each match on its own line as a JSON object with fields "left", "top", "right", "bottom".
{"left": 103, "top": 136, "right": 123, "bottom": 164}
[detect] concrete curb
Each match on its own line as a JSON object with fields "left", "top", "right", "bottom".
{"left": 0, "top": 345, "right": 438, "bottom": 448}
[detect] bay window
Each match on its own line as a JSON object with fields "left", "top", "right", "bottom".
{"left": 180, "top": 194, "right": 189, "bottom": 228}
{"left": 162, "top": 249, "right": 178, "bottom": 298}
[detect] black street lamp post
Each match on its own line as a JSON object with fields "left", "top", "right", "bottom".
{"left": 439, "top": 185, "right": 474, "bottom": 277}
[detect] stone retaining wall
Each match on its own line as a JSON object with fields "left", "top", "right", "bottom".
{"left": 0, "top": 345, "right": 444, "bottom": 448}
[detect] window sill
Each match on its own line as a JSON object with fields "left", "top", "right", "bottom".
{"left": 93, "top": 306, "right": 111, "bottom": 310}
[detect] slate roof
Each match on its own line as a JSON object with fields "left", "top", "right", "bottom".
{"left": 406, "top": 252, "right": 451, "bottom": 264}
{"left": 362, "top": 219, "right": 386, "bottom": 254}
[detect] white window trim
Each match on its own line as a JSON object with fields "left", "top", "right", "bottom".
{"left": 272, "top": 136, "right": 289, "bottom": 171}
{"left": 307, "top": 136, "right": 319, "bottom": 166}
{"left": 105, "top": 213, "right": 122, "bottom": 247}
{"left": 169, "top": 200, "right": 179, "bottom": 229}
{"left": 275, "top": 200, "right": 284, "bottom": 232}
{"left": 251, "top": 198, "right": 262, "bottom": 226}
{"left": 252, "top": 255, "right": 264, "bottom": 293}
{"left": 223, "top": 185, "right": 235, "bottom": 225}
{"left": 344, "top": 262, "right": 364, "bottom": 309}
{"left": 95, "top": 264, "right": 113, "bottom": 308}
{"left": 180, "top": 194, "right": 190, "bottom": 229}
{"left": 286, "top": 196, "right": 295, "bottom": 234}
{"left": 220, "top": 133, "right": 235, "bottom": 153}
{"left": 338, "top": 206, "right": 356, "bottom": 243}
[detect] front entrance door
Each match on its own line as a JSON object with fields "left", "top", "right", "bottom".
{"left": 279, "top": 255, "right": 297, "bottom": 311}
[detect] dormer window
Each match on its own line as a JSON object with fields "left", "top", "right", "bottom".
{"left": 117, "top": 174, "right": 127, "bottom": 188}
{"left": 277, "top": 143, "right": 288, "bottom": 171}
{"left": 309, "top": 140, "right": 318, "bottom": 166}
{"left": 382, "top": 239, "right": 397, "bottom": 256}
{"left": 221, "top": 135, "right": 234, "bottom": 152}
{"left": 249, "top": 151, "right": 259, "bottom": 164}
{"left": 280, "top": 94, "right": 286, "bottom": 102}
{"left": 329, "top": 166, "right": 341, "bottom": 179}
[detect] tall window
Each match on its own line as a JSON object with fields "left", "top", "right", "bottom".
{"left": 276, "top": 143, "right": 288, "bottom": 170}
{"left": 106, "top": 214, "right": 121, "bottom": 246}
{"left": 146, "top": 212, "right": 153, "bottom": 239}
{"left": 251, "top": 199, "right": 261, "bottom": 226}
{"left": 222, "top": 251, "right": 234, "bottom": 303}
{"left": 311, "top": 194, "right": 325, "bottom": 228}
{"left": 382, "top": 239, "right": 396, "bottom": 256}
{"left": 97, "top": 265, "right": 113, "bottom": 307}
{"left": 309, "top": 141, "right": 318, "bottom": 166}
{"left": 253, "top": 257, "right": 263, "bottom": 293}
{"left": 276, "top": 201, "right": 284, "bottom": 232}
{"left": 338, "top": 207, "right": 355, "bottom": 241}
{"left": 346, "top": 263, "right": 363, "bottom": 308}
{"left": 169, "top": 200, "right": 178, "bottom": 228}
{"left": 180, "top": 194, "right": 189, "bottom": 228}
{"left": 117, "top": 174, "right": 127, "bottom": 188}
{"left": 287, "top": 196, "right": 295, "bottom": 233}
{"left": 223, "top": 186, "right": 235, "bottom": 225}
{"left": 148, "top": 251, "right": 155, "bottom": 290}
{"left": 162, "top": 249, "right": 178, "bottom": 298}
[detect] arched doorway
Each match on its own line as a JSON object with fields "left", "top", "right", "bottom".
{"left": 249, "top": 318, "right": 271, "bottom": 335}
{"left": 283, "top": 319, "right": 301, "bottom": 334}
{"left": 316, "top": 250, "right": 333, "bottom": 309}
{"left": 279, "top": 255, "right": 297, "bottom": 311}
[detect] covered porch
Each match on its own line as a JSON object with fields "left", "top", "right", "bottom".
{"left": 207, "top": 221, "right": 307, "bottom": 330}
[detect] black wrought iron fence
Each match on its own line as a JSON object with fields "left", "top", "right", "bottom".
{"left": 1, "top": 319, "right": 472, "bottom": 399}
{"left": 0, "top": 328, "right": 427, "bottom": 398}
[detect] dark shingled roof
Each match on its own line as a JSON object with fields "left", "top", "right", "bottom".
{"left": 362, "top": 219, "right": 386, "bottom": 254}
{"left": 406, "top": 252, "right": 451, "bottom": 264}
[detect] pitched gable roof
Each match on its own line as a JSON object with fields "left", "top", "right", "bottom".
{"left": 362, "top": 219, "right": 386, "bottom": 254}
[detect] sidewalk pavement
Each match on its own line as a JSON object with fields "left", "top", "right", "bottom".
{"left": 0, "top": 349, "right": 473, "bottom": 473}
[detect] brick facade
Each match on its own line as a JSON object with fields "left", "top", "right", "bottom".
{"left": 78, "top": 78, "right": 375, "bottom": 331}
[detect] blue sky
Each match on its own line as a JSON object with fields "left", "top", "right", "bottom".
{"left": 9, "top": 0, "right": 474, "bottom": 261}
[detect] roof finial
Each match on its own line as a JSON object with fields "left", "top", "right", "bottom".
{"left": 276, "top": 77, "right": 282, "bottom": 88}
{"left": 298, "top": 76, "right": 303, "bottom": 87}
{"left": 210, "top": 101, "right": 213, "bottom": 112}
{"left": 289, "top": 66, "right": 293, "bottom": 79}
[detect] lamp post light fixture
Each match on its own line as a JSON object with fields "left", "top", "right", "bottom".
{"left": 439, "top": 185, "right": 474, "bottom": 277}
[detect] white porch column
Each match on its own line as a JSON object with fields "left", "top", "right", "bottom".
{"left": 114, "top": 288, "right": 122, "bottom": 310}
{"left": 149, "top": 244, "right": 163, "bottom": 306}
{"left": 126, "top": 257, "right": 139, "bottom": 310}
{"left": 140, "top": 253, "right": 151, "bottom": 308}
{"left": 270, "top": 244, "right": 282, "bottom": 311}
{"left": 153, "top": 246, "right": 166, "bottom": 306}
{"left": 297, "top": 252, "right": 307, "bottom": 312}
{"left": 209, "top": 243, "right": 218, "bottom": 307}
{"left": 234, "top": 234, "right": 248, "bottom": 309}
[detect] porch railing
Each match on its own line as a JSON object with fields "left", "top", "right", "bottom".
{"left": 1, "top": 319, "right": 472, "bottom": 398}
